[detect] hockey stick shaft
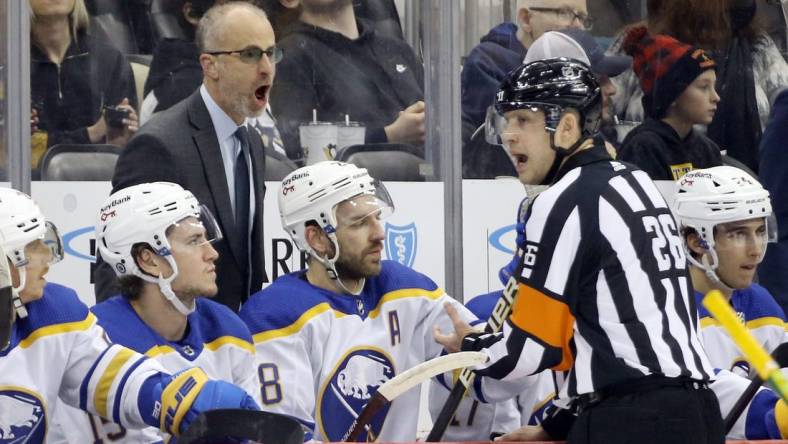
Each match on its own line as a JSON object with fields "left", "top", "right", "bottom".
{"left": 343, "top": 352, "right": 487, "bottom": 442}
{"left": 724, "top": 374, "right": 762, "bottom": 433}
{"left": 703, "top": 290, "right": 788, "bottom": 402}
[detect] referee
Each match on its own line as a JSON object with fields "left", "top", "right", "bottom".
{"left": 434, "top": 58, "right": 723, "bottom": 443}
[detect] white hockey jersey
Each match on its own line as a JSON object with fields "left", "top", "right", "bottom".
{"left": 428, "top": 291, "right": 553, "bottom": 441}
{"left": 53, "top": 296, "right": 259, "bottom": 443}
{"left": 239, "top": 261, "right": 477, "bottom": 442}
{"left": 696, "top": 284, "right": 788, "bottom": 376}
{"left": 0, "top": 283, "right": 165, "bottom": 443}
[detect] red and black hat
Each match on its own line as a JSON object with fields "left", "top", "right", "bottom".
{"left": 623, "top": 25, "right": 716, "bottom": 119}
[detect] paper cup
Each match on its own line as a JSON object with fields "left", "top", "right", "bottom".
{"left": 300, "top": 122, "right": 338, "bottom": 165}
{"left": 337, "top": 122, "right": 366, "bottom": 151}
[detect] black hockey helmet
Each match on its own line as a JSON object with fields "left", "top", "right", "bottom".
{"left": 492, "top": 57, "right": 602, "bottom": 138}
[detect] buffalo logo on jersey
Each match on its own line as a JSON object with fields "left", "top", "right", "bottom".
{"left": 0, "top": 389, "right": 46, "bottom": 443}
{"left": 384, "top": 222, "right": 417, "bottom": 268}
{"left": 320, "top": 349, "right": 395, "bottom": 441}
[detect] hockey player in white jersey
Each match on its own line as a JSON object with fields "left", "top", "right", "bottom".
{"left": 674, "top": 166, "right": 787, "bottom": 376}
{"left": 53, "top": 182, "right": 261, "bottom": 443}
{"left": 0, "top": 187, "right": 259, "bottom": 443}
{"left": 239, "top": 161, "right": 478, "bottom": 442}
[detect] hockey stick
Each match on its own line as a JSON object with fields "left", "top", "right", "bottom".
{"left": 703, "top": 290, "right": 788, "bottom": 404}
{"left": 723, "top": 342, "right": 788, "bottom": 433}
{"left": 179, "top": 409, "right": 304, "bottom": 444}
{"left": 342, "top": 351, "right": 488, "bottom": 442}
{"left": 426, "top": 187, "right": 546, "bottom": 442}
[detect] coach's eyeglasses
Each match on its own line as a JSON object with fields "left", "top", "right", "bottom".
{"left": 205, "top": 45, "right": 284, "bottom": 64}
{"left": 528, "top": 6, "right": 595, "bottom": 30}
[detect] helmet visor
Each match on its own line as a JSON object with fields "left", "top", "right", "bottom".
{"left": 42, "top": 222, "right": 64, "bottom": 265}
{"left": 334, "top": 180, "right": 395, "bottom": 230}
{"left": 164, "top": 205, "right": 223, "bottom": 254}
{"left": 712, "top": 214, "right": 778, "bottom": 258}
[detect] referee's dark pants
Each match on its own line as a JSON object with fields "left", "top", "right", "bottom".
{"left": 567, "top": 376, "right": 724, "bottom": 444}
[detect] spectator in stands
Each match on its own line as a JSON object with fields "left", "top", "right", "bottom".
{"left": 610, "top": 0, "right": 788, "bottom": 173}
{"left": 30, "top": 0, "right": 138, "bottom": 170}
{"left": 461, "top": 0, "right": 589, "bottom": 143}
{"left": 463, "top": 28, "right": 630, "bottom": 178}
{"left": 140, "top": 0, "right": 285, "bottom": 156}
{"left": 758, "top": 88, "right": 788, "bottom": 314}
{"left": 269, "top": 0, "right": 425, "bottom": 162}
{"left": 618, "top": 27, "right": 722, "bottom": 180}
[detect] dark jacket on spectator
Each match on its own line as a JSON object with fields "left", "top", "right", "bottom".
{"left": 143, "top": 38, "right": 202, "bottom": 114}
{"left": 618, "top": 118, "right": 722, "bottom": 180}
{"left": 758, "top": 88, "right": 788, "bottom": 314}
{"left": 31, "top": 32, "right": 137, "bottom": 147}
{"left": 270, "top": 18, "right": 423, "bottom": 161}
{"left": 460, "top": 23, "right": 526, "bottom": 142}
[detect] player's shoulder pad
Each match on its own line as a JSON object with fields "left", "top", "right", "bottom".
{"left": 17, "top": 282, "right": 92, "bottom": 339}
{"left": 737, "top": 284, "right": 788, "bottom": 322}
{"left": 193, "top": 298, "right": 253, "bottom": 344}
{"left": 465, "top": 291, "right": 503, "bottom": 320}
{"left": 369, "top": 260, "right": 440, "bottom": 295}
{"left": 91, "top": 296, "right": 161, "bottom": 353}
{"left": 239, "top": 273, "right": 339, "bottom": 336}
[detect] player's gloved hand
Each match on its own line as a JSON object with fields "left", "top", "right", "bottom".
{"left": 498, "top": 221, "right": 525, "bottom": 285}
{"left": 140, "top": 367, "right": 260, "bottom": 437}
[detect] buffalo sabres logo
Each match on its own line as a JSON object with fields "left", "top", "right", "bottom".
{"left": 0, "top": 389, "right": 47, "bottom": 443}
{"left": 384, "top": 222, "right": 417, "bottom": 268}
{"left": 319, "top": 349, "right": 395, "bottom": 441}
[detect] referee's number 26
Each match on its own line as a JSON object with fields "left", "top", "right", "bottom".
{"left": 642, "top": 214, "right": 686, "bottom": 271}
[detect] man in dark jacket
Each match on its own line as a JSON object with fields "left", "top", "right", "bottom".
{"left": 460, "top": 0, "right": 590, "bottom": 142}
{"left": 140, "top": 0, "right": 285, "bottom": 156}
{"left": 269, "top": 0, "right": 425, "bottom": 161}
{"left": 758, "top": 88, "right": 788, "bottom": 314}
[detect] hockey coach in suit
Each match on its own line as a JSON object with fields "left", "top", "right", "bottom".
{"left": 95, "top": 2, "right": 276, "bottom": 311}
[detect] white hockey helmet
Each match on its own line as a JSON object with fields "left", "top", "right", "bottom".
{"left": 278, "top": 162, "right": 393, "bottom": 287}
{"left": 674, "top": 166, "right": 776, "bottom": 281}
{"left": 95, "top": 182, "right": 222, "bottom": 315}
{"left": 0, "top": 188, "right": 63, "bottom": 319}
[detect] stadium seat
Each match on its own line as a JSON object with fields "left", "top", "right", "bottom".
{"left": 265, "top": 148, "right": 299, "bottom": 181}
{"left": 127, "top": 54, "right": 152, "bottom": 108}
{"left": 39, "top": 144, "right": 121, "bottom": 181}
{"left": 85, "top": 0, "right": 139, "bottom": 53}
{"left": 150, "top": 0, "right": 189, "bottom": 41}
{"left": 354, "top": 0, "right": 404, "bottom": 41}
{"left": 335, "top": 144, "right": 425, "bottom": 181}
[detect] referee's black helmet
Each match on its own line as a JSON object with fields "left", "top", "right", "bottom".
{"left": 495, "top": 57, "right": 602, "bottom": 137}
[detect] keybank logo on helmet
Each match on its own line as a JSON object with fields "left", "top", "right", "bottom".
{"left": 99, "top": 195, "right": 131, "bottom": 213}
{"left": 283, "top": 172, "right": 309, "bottom": 186}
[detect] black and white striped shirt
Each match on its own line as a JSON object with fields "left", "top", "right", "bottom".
{"left": 472, "top": 141, "right": 714, "bottom": 400}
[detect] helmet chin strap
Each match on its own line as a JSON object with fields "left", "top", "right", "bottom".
{"left": 541, "top": 132, "right": 587, "bottom": 185}
{"left": 688, "top": 247, "right": 736, "bottom": 294}
{"left": 12, "top": 267, "right": 28, "bottom": 319}
{"left": 311, "top": 234, "right": 365, "bottom": 296}
{"left": 139, "top": 256, "right": 195, "bottom": 316}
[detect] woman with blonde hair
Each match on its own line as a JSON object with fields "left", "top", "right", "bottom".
{"left": 30, "top": 0, "right": 139, "bottom": 174}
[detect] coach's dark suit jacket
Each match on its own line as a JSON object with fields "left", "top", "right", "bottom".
{"left": 94, "top": 89, "right": 266, "bottom": 311}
